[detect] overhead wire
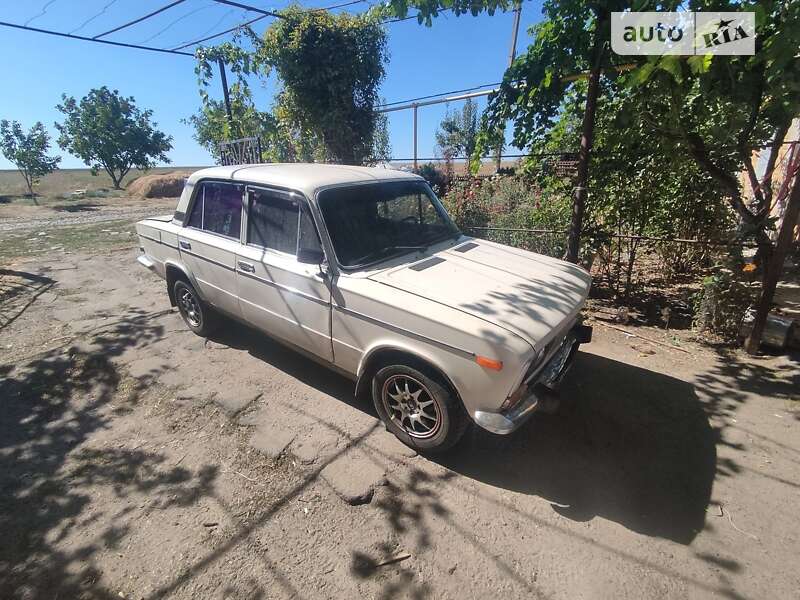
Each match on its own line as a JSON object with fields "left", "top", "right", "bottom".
{"left": 69, "top": 0, "right": 120, "bottom": 35}
{"left": 140, "top": 1, "right": 218, "bottom": 44}
{"left": 93, "top": 0, "right": 187, "bottom": 39}
{"left": 24, "top": 0, "right": 59, "bottom": 27}
{"left": 0, "top": 19, "right": 194, "bottom": 56}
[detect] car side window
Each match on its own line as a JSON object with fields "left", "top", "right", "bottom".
{"left": 299, "top": 205, "right": 323, "bottom": 254}
{"left": 248, "top": 189, "right": 300, "bottom": 254}
{"left": 248, "top": 189, "right": 322, "bottom": 257}
{"left": 187, "top": 181, "right": 243, "bottom": 239}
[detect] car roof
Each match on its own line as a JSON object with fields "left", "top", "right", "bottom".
{"left": 187, "top": 163, "right": 423, "bottom": 196}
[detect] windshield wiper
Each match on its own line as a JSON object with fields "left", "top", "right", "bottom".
{"left": 350, "top": 244, "right": 427, "bottom": 268}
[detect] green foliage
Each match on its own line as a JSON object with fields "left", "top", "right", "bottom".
{"left": 379, "top": 0, "right": 513, "bottom": 25}
{"left": 442, "top": 175, "right": 570, "bottom": 256}
{"left": 616, "top": 0, "right": 800, "bottom": 245}
{"left": 694, "top": 263, "right": 757, "bottom": 342}
{"left": 0, "top": 120, "right": 61, "bottom": 197}
{"left": 435, "top": 98, "right": 480, "bottom": 165}
{"left": 413, "top": 162, "right": 448, "bottom": 195}
{"left": 183, "top": 84, "right": 289, "bottom": 162}
{"left": 192, "top": 8, "right": 388, "bottom": 165}
{"left": 367, "top": 110, "right": 392, "bottom": 164}
{"left": 259, "top": 7, "right": 388, "bottom": 164}
{"left": 55, "top": 87, "right": 172, "bottom": 189}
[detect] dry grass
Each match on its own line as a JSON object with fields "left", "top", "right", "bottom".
{"left": 0, "top": 167, "right": 207, "bottom": 204}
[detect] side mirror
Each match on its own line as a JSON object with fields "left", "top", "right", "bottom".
{"left": 297, "top": 247, "right": 325, "bottom": 265}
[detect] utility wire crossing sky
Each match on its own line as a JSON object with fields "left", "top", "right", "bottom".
{"left": 0, "top": 0, "right": 540, "bottom": 170}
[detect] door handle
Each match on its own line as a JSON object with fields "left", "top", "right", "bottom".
{"left": 179, "top": 240, "right": 191, "bottom": 250}
{"left": 238, "top": 261, "right": 255, "bottom": 273}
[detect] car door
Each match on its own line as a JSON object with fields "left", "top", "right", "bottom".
{"left": 178, "top": 180, "right": 244, "bottom": 318}
{"left": 236, "top": 186, "right": 333, "bottom": 361}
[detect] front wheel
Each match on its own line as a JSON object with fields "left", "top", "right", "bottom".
{"left": 372, "top": 364, "right": 469, "bottom": 453}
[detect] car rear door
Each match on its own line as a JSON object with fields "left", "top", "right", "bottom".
{"left": 236, "top": 186, "right": 333, "bottom": 361}
{"left": 178, "top": 180, "right": 244, "bottom": 318}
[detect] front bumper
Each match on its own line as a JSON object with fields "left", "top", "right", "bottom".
{"left": 473, "top": 324, "right": 591, "bottom": 435}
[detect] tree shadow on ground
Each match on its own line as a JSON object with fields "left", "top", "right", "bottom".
{"left": 694, "top": 346, "right": 800, "bottom": 478}
{"left": 438, "top": 351, "right": 717, "bottom": 545}
{"left": 208, "top": 320, "right": 717, "bottom": 545}
{"left": 0, "top": 268, "right": 55, "bottom": 333}
{"left": 206, "top": 319, "right": 369, "bottom": 416}
{"left": 0, "top": 305, "right": 219, "bottom": 599}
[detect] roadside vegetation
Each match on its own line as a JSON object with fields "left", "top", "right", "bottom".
{"left": 0, "top": 218, "right": 138, "bottom": 263}
{"left": 188, "top": 7, "right": 390, "bottom": 164}
{"left": 392, "top": 0, "right": 800, "bottom": 351}
{"left": 0, "top": 120, "right": 61, "bottom": 200}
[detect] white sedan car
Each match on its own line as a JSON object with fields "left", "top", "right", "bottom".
{"left": 136, "top": 164, "right": 592, "bottom": 452}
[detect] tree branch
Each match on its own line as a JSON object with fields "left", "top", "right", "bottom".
{"left": 757, "top": 119, "right": 792, "bottom": 216}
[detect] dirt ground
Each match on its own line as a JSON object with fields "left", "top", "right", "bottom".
{"left": 1, "top": 242, "right": 799, "bottom": 599}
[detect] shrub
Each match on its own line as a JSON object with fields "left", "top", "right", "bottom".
{"left": 693, "top": 264, "right": 758, "bottom": 341}
{"left": 413, "top": 162, "right": 448, "bottom": 196}
{"left": 442, "top": 175, "right": 570, "bottom": 257}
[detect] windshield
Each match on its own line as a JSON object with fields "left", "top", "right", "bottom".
{"left": 317, "top": 180, "right": 460, "bottom": 268}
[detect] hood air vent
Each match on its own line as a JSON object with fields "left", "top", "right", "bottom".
{"left": 409, "top": 257, "right": 446, "bottom": 271}
{"left": 453, "top": 242, "right": 479, "bottom": 253}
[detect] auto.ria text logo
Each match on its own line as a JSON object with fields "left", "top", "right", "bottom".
{"left": 611, "top": 11, "right": 755, "bottom": 56}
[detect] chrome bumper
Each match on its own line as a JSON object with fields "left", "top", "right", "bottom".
{"left": 137, "top": 253, "right": 156, "bottom": 271}
{"left": 473, "top": 325, "right": 590, "bottom": 435}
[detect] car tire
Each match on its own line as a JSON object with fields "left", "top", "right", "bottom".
{"left": 173, "top": 279, "right": 217, "bottom": 337}
{"left": 372, "top": 363, "right": 469, "bottom": 454}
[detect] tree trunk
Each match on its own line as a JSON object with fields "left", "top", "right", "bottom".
{"left": 744, "top": 167, "right": 800, "bottom": 353}
{"left": 565, "top": 18, "right": 606, "bottom": 264}
{"left": 108, "top": 170, "right": 122, "bottom": 190}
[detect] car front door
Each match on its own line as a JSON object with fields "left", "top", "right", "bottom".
{"left": 235, "top": 186, "right": 333, "bottom": 361}
{"left": 178, "top": 180, "right": 244, "bottom": 318}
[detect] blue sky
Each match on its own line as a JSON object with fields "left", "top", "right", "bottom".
{"left": 0, "top": 0, "right": 542, "bottom": 170}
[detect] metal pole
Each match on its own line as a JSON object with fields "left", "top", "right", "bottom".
{"left": 218, "top": 57, "right": 233, "bottom": 127}
{"left": 509, "top": 2, "right": 522, "bottom": 65}
{"left": 413, "top": 103, "right": 418, "bottom": 170}
{"left": 497, "top": 2, "right": 522, "bottom": 172}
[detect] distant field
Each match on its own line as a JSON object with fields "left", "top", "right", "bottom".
{"left": 0, "top": 167, "right": 208, "bottom": 204}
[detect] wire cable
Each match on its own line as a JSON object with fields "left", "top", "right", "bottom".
{"left": 211, "top": 0, "right": 285, "bottom": 19}
{"left": 93, "top": 0, "right": 186, "bottom": 39}
{"left": 169, "top": 13, "right": 269, "bottom": 50}
{"left": 24, "top": 0, "right": 59, "bottom": 27}
{"left": 140, "top": 2, "right": 217, "bottom": 44}
{"left": 0, "top": 19, "right": 193, "bottom": 56}
{"left": 69, "top": 0, "right": 120, "bottom": 35}
{"left": 171, "top": 0, "right": 370, "bottom": 51}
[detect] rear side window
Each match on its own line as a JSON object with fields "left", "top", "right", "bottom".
{"left": 248, "top": 189, "right": 322, "bottom": 256}
{"left": 186, "top": 181, "right": 243, "bottom": 239}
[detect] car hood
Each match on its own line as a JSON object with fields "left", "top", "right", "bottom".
{"left": 368, "top": 238, "right": 592, "bottom": 349}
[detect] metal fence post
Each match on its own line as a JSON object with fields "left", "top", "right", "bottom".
{"left": 413, "top": 103, "right": 418, "bottom": 170}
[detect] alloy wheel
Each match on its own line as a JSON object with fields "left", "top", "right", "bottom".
{"left": 178, "top": 287, "right": 202, "bottom": 327}
{"left": 381, "top": 374, "right": 442, "bottom": 439}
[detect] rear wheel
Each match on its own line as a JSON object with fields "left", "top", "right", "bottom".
{"left": 372, "top": 364, "right": 469, "bottom": 453}
{"left": 174, "top": 279, "right": 217, "bottom": 337}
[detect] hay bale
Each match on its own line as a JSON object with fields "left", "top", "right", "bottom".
{"left": 127, "top": 172, "right": 191, "bottom": 198}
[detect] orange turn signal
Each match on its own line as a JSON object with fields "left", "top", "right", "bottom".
{"left": 475, "top": 355, "right": 503, "bottom": 371}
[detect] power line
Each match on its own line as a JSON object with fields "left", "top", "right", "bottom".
{"left": 70, "top": 0, "right": 120, "bottom": 35}
{"left": 0, "top": 19, "right": 193, "bottom": 56}
{"left": 211, "top": 0, "right": 286, "bottom": 19}
{"left": 170, "top": 13, "right": 269, "bottom": 50}
{"left": 170, "top": 0, "right": 371, "bottom": 52}
{"left": 24, "top": 0, "right": 59, "bottom": 27}
{"left": 140, "top": 2, "right": 217, "bottom": 44}
{"left": 93, "top": 0, "right": 187, "bottom": 39}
